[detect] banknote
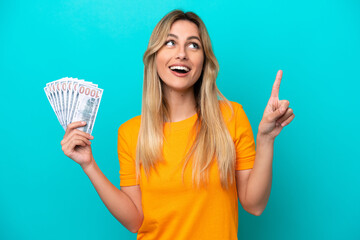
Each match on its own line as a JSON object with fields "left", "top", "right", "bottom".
{"left": 45, "top": 77, "right": 103, "bottom": 134}
{"left": 44, "top": 86, "right": 62, "bottom": 125}
{"left": 71, "top": 83, "right": 103, "bottom": 134}
{"left": 55, "top": 80, "right": 65, "bottom": 129}
{"left": 48, "top": 80, "right": 65, "bottom": 129}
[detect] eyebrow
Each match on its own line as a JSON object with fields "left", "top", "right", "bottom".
{"left": 167, "top": 33, "right": 201, "bottom": 42}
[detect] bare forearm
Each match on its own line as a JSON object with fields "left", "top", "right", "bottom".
{"left": 82, "top": 159, "right": 142, "bottom": 233}
{"left": 245, "top": 135, "right": 274, "bottom": 215}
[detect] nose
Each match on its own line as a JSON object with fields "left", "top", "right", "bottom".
{"left": 175, "top": 45, "right": 188, "bottom": 60}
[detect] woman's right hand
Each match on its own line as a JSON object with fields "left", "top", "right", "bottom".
{"left": 61, "top": 121, "right": 94, "bottom": 169}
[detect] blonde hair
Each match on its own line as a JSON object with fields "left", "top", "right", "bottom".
{"left": 136, "top": 9, "right": 236, "bottom": 190}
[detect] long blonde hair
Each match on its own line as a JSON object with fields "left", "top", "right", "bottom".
{"left": 136, "top": 10, "right": 236, "bottom": 190}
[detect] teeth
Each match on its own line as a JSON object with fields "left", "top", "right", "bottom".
{"left": 170, "top": 66, "right": 190, "bottom": 72}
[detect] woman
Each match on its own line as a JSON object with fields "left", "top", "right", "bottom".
{"left": 61, "top": 9, "right": 294, "bottom": 240}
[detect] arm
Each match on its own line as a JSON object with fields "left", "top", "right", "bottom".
{"left": 82, "top": 159, "right": 144, "bottom": 233}
{"left": 61, "top": 121, "right": 143, "bottom": 233}
{"left": 238, "top": 70, "right": 295, "bottom": 215}
{"left": 237, "top": 135, "right": 274, "bottom": 216}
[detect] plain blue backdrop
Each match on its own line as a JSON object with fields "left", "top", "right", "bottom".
{"left": 1, "top": 0, "right": 359, "bottom": 239}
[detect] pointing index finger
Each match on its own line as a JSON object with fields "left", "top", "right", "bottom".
{"left": 270, "top": 70, "right": 283, "bottom": 99}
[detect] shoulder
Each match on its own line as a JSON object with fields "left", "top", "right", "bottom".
{"left": 118, "top": 115, "right": 142, "bottom": 136}
{"left": 219, "top": 99, "right": 243, "bottom": 111}
{"left": 219, "top": 100, "right": 244, "bottom": 122}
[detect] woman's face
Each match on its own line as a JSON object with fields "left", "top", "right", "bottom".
{"left": 156, "top": 20, "right": 204, "bottom": 95}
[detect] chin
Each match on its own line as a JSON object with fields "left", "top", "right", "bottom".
{"left": 168, "top": 85, "right": 193, "bottom": 93}
{"left": 162, "top": 82, "right": 194, "bottom": 93}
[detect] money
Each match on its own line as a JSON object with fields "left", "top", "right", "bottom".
{"left": 44, "top": 77, "right": 103, "bottom": 134}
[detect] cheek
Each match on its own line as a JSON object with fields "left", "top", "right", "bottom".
{"left": 155, "top": 57, "right": 166, "bottom": 76}
{"left": 194, "top": 56, "right": 204, "bottom": 75}
{"left": 195, "top": 53, "right": 204, "bottom": 67}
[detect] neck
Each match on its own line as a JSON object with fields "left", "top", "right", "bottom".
{"left": 163, "top": 87, "right": 197, "bottom": 122}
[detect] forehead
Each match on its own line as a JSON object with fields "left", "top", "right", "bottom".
{"left": 168, "top": 20, "right": 200, "bottom": 38}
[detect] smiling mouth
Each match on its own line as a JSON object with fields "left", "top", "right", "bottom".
{"left": 169, "top": 66, "right": 191, "bottom": 74}
{"left": 171, "top": 69, "right": 188, "bottom": 73}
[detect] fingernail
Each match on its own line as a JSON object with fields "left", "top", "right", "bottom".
{"left": 82, "top": 121, "right": 86, "bottom": 124}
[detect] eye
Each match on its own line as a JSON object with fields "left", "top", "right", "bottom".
{"left": 165, "top": 40, "right": 175, "bottom": 46}
{"left": 189, "top": 42, "right": 200, "bottom": 49}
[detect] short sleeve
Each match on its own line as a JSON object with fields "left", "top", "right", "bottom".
{"left": 117, "top": 123, "right": 138, "bottom": 187}
{"left": 234, "top": 103, "right": 256, "bottom": 170}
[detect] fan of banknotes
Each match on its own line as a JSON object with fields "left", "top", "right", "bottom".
{"left": 44, "top": 77, "right": 103, "bottom": 134}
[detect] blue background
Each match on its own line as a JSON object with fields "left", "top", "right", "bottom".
{"left": 1, "top": 0, "right": 359, "bottom": 239}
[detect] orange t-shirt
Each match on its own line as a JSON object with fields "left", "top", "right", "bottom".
{"left": 117, "top": 101, "right": 256, "bottom": 240}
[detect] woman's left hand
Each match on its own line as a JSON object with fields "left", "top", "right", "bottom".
{"left": 258, "top": 70, "right": 295, "bottom": 140}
